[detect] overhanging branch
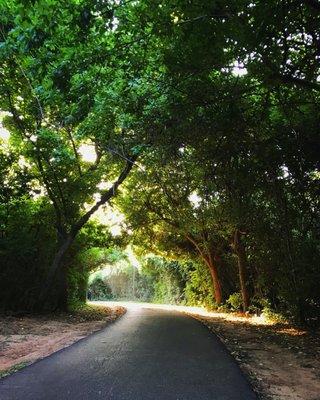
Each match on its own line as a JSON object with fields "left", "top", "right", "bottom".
{"left": 71, "top": 154, "right": 138, "bottom": 236}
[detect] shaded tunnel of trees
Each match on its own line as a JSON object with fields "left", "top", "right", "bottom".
{"left": 0, "top": 0, "right": 319, "bottom": 326}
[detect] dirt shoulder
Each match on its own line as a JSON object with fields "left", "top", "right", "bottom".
{"left": 0, "top": 304, "right": 126, "bottom": 378}
{"left": 190, "top": 311, "right": 320, "bottom": 400}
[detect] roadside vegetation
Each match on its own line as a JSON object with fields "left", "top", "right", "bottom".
{"left": 89, "top": 253, "right": 215, "bottom": 308}
{"left": 0, "top": 0, "right": 319, "bottom": 329}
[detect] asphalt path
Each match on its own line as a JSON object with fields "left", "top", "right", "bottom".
{"left": 0, "top": 304, "right": 257, "bottom": 400}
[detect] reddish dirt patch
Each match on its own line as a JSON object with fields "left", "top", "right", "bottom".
{"left": 192, "top": 313, "right": 320, "bottom": 400}
{"left": 0, "top": 304, "right": 126, "bottom": 376}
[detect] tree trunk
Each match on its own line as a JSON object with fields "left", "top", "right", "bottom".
{"left": 38, "top": 234, "right": 74, "bottom": 310}
{"left": 55, "top": 264, "right": 69, "bottom": 311}
{"left": 207, "top": 258, "right": 223, "bottom": 305}
{"left": 38, "top": 157, "right": 137, "bottom": 310}
{"left": 185, "top": 234, "right": 223, "bottom": 305}
{"left": 233, "top": 229, "right": 250, "bottom": 312}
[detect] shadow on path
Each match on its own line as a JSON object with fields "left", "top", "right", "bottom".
{"left": 0, "top": 304, "right": 257, "bottom": 400}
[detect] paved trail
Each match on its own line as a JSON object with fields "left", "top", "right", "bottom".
{"left": 0, "top": 305, "right": 257, "bottom": 399}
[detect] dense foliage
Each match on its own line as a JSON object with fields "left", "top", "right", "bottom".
{"left": 89, "top": 255, "right": 215, "bottom": 308}
{"left": 0, "top": 0, "right": 319, "bottom": 325}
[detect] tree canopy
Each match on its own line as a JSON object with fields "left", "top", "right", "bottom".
{"left": 0, "top": 0, "right": 319, "bottom": 325}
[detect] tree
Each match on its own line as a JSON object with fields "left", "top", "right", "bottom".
{"left": 0, "top": 0, "right": 140, "bottom": 309}
{"left": 116, "top": 0, "right": 320, "bottom": 320}
{"left": 1, "top": 0, "right": 319, "bottom": 323}
{"left": 119, "top": 150, "right": 237, "bottom": 305}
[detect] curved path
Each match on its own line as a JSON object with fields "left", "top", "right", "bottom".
{"left": 0, "top": 304, "right": 257, "bottom": 400}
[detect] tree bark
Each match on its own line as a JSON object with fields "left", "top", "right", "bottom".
{"left": 206, "top": 257, "right": 223, "bottom": 305}
{"left": 38, "top": 234, "right": 73, "bottom": 309}
{"left": 55, "top": 264, "right": 69, "bottom": 311}
{"left": 233, "top": 229, "right": 250, "bottom": 312}
{"left": 38, "top": 156, "right": 137, "bottom": 310}
{"left": 185, "top": 234, "right": 223, "bottom": 305}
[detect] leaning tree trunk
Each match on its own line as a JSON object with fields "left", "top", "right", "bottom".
{"left": 233, "top": 229, "right": 250, "bottom": 312}
{"left": 206, "top": 257, "right": 223, "bottom": 305}
{"left": 38, "top": 157, "right": 137, "bottom": 311}
{"left": 186, "top": 235, "right": 223, "bottom": 305}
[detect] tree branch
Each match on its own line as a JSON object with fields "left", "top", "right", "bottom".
{"left": 71, "top": 154, "right": 138, "bottom": 236}
{"left": 277, "top": 73, "right": 320, "bottom": 90}
{"left": 66, "top": 128, "right": 82, "bottom": 176}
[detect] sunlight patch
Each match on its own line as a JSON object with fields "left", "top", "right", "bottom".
{"left": 79, "top": 143, "right": 97, "bottom": 163}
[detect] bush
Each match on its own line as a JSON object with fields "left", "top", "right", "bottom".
{"left": 184, "top": 262, "right": 216, "bottom": 309}
{"left": 0, "top": 198, "right": 56, "bottom": 311}
{"left": 89, "top": 276, "right": 113, "bottom": 300}
{"left": 226, "top": 292, "right": 243, "bottom": 311}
